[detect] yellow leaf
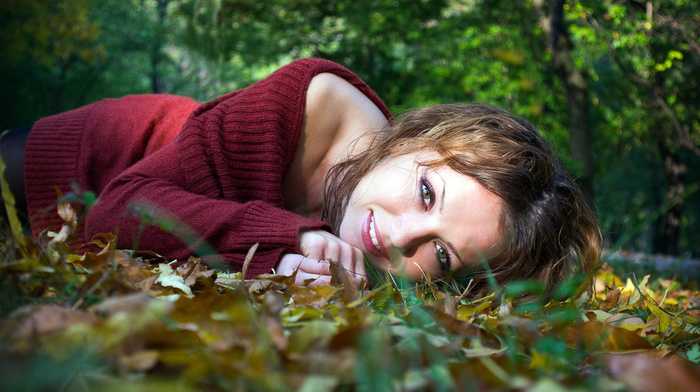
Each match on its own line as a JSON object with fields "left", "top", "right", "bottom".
{"left": 588, "top": 309, "right": 612, "bottom": 323}
{"left": 0, "top": 153, "right": 25, "bottom": 244}
{"left": 313, "top": 284, "right": 341, "bottom": 301}
{"left": 618, "top": 275, "right": 650, "bottom": 311}
{"left": 604, "top": 312, "right": 646, "bottom": 332}
{"left": 647, "top": 303, "right": 681, "bottom": 333}
{"left": 457, "top": 304, "right": 475, "bottom": 321}
{"left": 662, "top": 297, "right": 679, "bottom": 306}
{"left": 474, "top": 301, "right": 491, "bottom": 314}
{"left": 280, "top": 307, "right": 325, "bottom": 324}
{"left": 155, "top": 264, "right": 193, "bottom": 297}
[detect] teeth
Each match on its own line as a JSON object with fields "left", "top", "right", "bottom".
{"left": 369, "top": 215, "right": 382, "bottom": 253}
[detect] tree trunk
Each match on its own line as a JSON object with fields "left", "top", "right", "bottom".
{"left": 654, "top": 143, "right": 687, "bottom": 255}
{"left": 549, "top": 0, "right": 595, "bottom": 200}
{"left": 564, "top": 67, "right": 594, "bottom": 199}
{"left": 150, "top": 0, "right": 170, "bottom": 94}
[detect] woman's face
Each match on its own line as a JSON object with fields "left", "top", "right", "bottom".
{"left": 338, "top": 151, "right": 505, "bottom": 281}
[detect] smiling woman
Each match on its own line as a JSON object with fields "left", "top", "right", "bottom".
{"left": 323, "top": 103, "right": 602, "bottom": 297}
{"left": 3, "top": 58, "right": 600, "bottom": 298}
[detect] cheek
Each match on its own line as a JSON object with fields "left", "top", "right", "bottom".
{"left": 393, "top": 247, "right": 437, "bottom": 280}
{"left": 337, "top": 207, "right": 358, "bottom": 244}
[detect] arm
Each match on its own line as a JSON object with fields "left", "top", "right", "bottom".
{"left": 87, "top": 59, "right": 390, "bottom": 282}
{"left": 85, "top": 140, "right": 331, "bottom": 278}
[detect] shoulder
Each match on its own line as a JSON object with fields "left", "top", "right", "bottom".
{"left": 300, "top": 72, "right": 389, "bottom": 175}
{"left": 306, "top": 72, "right": 368, "bottom": 108}
{"left": 305, "top": 73, "right": 360, "bottom": 132}
{"left": 305, "top": 73, "right": 389, "bottom": 141}
{"left": 281, "top": 58, "right": 392, "bottom": 122}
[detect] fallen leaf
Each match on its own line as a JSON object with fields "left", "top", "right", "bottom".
{"left": 91, "top": 292, "right": 156, "bottom": 317}
{"left": 604, "top": 312, "right": 646, "bottom": 331}
{"left": 606, "top": 352, "right": 700, "bottom": 392}
{"left": 117, "top": 350, "right": 160, "bottom": 373}
{"left": 155, "top": 263, "right": 193, "bottom": 297}
{"left": 566, "top": 321, "right": 654, "bottom": 351}
{"left": 0, "top": 305, "right": 98, "bottom": 354}
{"left": 329, "top": 261, "right": 358, "bottom": 304}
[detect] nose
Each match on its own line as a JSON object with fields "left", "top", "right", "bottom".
{"left": 389, "top": 214, "right": 435, "bottom": 257}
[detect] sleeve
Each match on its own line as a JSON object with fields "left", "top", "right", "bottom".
{"left": 84, "top": 141, "right": 331, "bottom": 278}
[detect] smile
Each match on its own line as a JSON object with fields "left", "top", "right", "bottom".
{"left": 369, "top": 214, "right": 382, "bottom": 253}
{"left": 362, "top": 211, "right": 387, "bottom": 258}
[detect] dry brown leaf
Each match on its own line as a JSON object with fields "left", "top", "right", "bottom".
{"left": 47, "top": 190, "right": 79, "bottom": 245}
{"left": 263, "top": 291, "right": 288, "bottom": 351}
{"left": 117, "top": 350, "right": 160, "bottom": 373}
{"left": 175, "top": 257, "right": 217, "bottom": 291}
{"left": 0, "top": 305, "right": 99, "bottom": 354}
{"left": 91, "top": 292, "right": 156, "bottom": 317}
{"left": 329, "top": 261, "right": 358, "bottom": 304}
{"left": 421, "top": 300, "right": 500, "bottom": 347}
{"left": 601, "top": 288, "right": 621, "bottom": 311}
{"left": 604, "top": 312, "right": 646, "bottom": 330}
{"left": 567, "top": 321, "right": 654, "bottom": 352}
{"left": 606, "top": 352, "right": 700, "bottom": 392}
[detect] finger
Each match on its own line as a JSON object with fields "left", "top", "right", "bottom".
{"left": 299, "top": 258, "right": 331, "bottom": 275}
{"left": 299, "top": 231, "right": 321, "bottom": 259}
{"left": 337, "top": 244, "right": 364, "bottom": 276}
{"left": 338, "top": 243, "right": 354, "bottom": 273}
{"left": 304, "top": 233, "right": 340, "bottom": 263}
{"left": 277, "top": 254, "right": 304, "bottom": 276}
{"left": 322, "top": 239, "right": 341, "bottom": 264}
{"left": 294, "top": 271, "right": 332, "bottom": 287}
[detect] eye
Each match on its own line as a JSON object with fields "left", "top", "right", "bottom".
{"left": 435, "top": 242, "right": 451, "bottom": 271}
{"left": 419, "top": 175, "right": 435, "bottom": 209}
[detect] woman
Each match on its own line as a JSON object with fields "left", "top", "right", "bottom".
{"left": 3, "top": 58, "right": 600, "bottom": 296}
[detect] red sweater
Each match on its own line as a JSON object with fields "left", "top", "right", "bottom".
{"left": 25, "top": 58, "right": 392, "bottom": 277}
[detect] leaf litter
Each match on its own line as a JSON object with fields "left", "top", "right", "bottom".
{"left": 0, "top": 202, "right": 699, "bottom": 391}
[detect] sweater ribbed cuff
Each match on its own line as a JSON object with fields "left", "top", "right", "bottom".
{"left": 25, "top": 105, "right": 92, "bottom": 238}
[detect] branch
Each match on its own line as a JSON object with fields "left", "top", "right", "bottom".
{"left": 654, "top": 13, "right": 700, "bottom": 57}
{"left": 584, "top": 13, "right": 651, "bottom": 88}
{"left": 585, "top": 5, "right": 700, "bottom": 157}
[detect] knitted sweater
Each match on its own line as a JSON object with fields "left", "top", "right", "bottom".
{"left": 25, "top": 58, "right": 392, "bottom": 277}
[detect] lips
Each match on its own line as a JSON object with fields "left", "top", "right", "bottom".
{"left": 362, "top": 211, "right": 387, "bottom": 258}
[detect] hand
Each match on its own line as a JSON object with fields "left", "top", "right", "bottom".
{"left": 276, "top": 230, "right": 366, "bottom": 287}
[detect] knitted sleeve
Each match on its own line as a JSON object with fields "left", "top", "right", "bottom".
{"left": 84, "top": 142, "right": 330, "bottom": 277}
{"left": 85, "top": 58, "right": 391, "bottom": 277}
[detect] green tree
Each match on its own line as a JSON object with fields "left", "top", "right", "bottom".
{"left": 0, "top": 0, "right": 104, "bottom": 126}
{"left": 569, "top": 0, "right": 700, "bottom": 255}
{"left": 175, "top": 0, "right": 449, "bottom": 107}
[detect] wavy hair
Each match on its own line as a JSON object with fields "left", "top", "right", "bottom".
{"left": 322, "top": 103, "right": 601, "bottom": 298}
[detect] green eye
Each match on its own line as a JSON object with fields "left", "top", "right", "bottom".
{"left": 435, "top": 243, "right": 450, "bottom": 271}
{"left": 421, "top": 183, "right": 431, "bottom": 204}
{"left": 419, "top": 175, "right": 435, "bottom": 209}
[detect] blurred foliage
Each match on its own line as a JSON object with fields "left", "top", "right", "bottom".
{"left": 1, "top": 201, "right": 699, "bottom": 391}
{"left": 0, "top": 0, "right": 698, "bottom": 256}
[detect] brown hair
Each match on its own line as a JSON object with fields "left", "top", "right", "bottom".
{"left": 323, "top": 103, "right": 601, "bottom": 298}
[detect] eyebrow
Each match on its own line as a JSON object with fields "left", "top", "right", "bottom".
{"left": 439, "top": 175, "right": 446, "bottom": 214}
